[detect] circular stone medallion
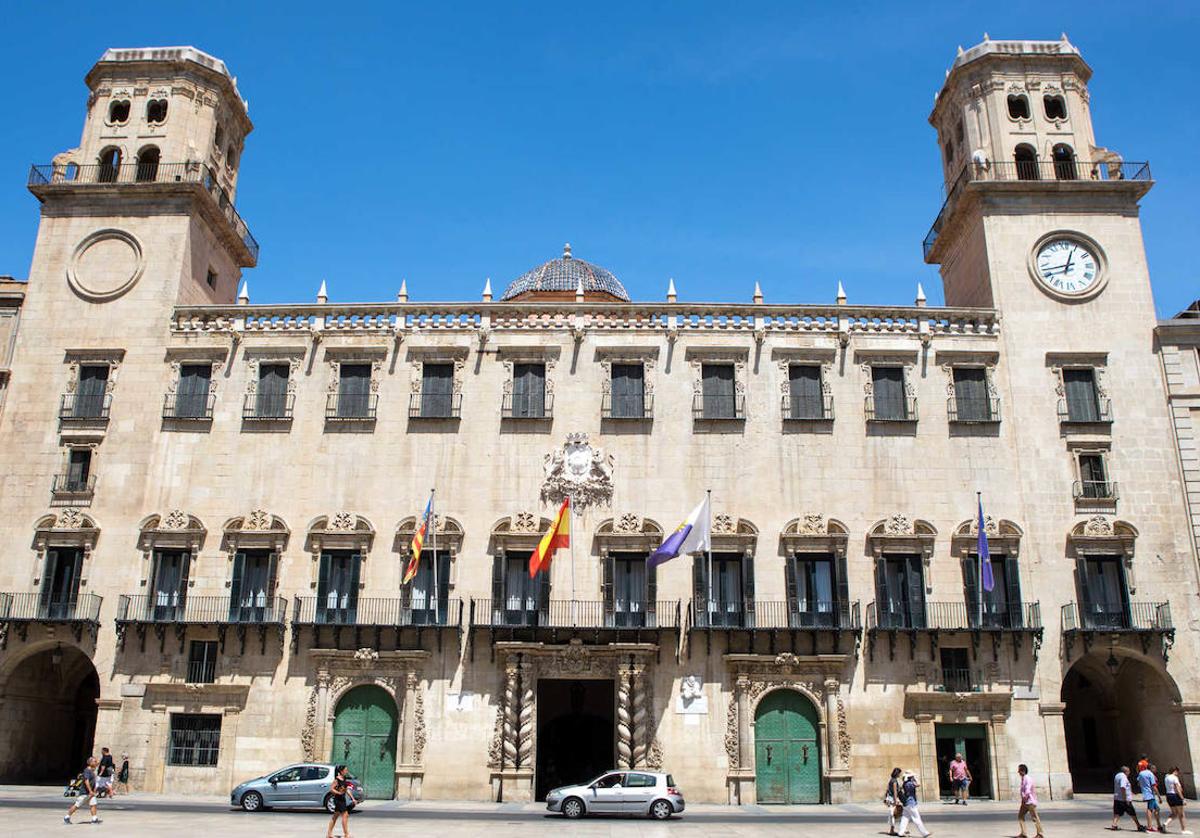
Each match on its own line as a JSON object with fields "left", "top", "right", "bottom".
{"left": 67, "top": 229, "right": 145, "bottom": 302}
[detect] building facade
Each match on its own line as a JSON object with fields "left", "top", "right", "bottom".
{"left": 0, "top": 40, "right": 1196, "bottom": 806}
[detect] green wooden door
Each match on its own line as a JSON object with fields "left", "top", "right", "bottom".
{"left": 332, "top": 685, "right": 398, "bottom": 800}
{"left": 754, "top": 689, "right": 821, "bottom": 804}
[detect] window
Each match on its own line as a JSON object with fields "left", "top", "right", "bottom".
{"left": 301, "top": 766, "right": 329, "bottom": 781}
{"left": 694, "top": 553, "right": 750, "bottom": 628}
{"left": 229, "top": 550, "right": 277, "bottom": 622}
{"left": 1044, "top": 95, "right": 1067, "bottom": 121}
{"left": 963, "top": 553, "right": 1020, "bottom": 628}
{"left": 1007, "top": 94, "right": 1030, "bottom": 120}
{"left": 73, "top": 364, "right": 109, "bottom": 418}
{"left": 62, "top": 448, "right": 92, "bottom": 493}
{"left": 214, "top": 123, "right": 225, "bottom": 151}
{"left": 408, "top": 550, "right": 450, "bottom": 625}
{"left": 226, "top": 144, "right": 239, "bottom": 170}
{"left": 700, "top": 363, "right": 737, "bottom": 419}
{"left": 1062, "top": 368, "right": 1102, "bottom": 422}
{"left": 135, "top": 146, "right": 160, "bottom": 182}
{"left": 496, "top": 553, "right": 544, "bottom": 626}
{"left": 174, "top": 363, "right": 213, "bottom": 419}
{"left": 167, "top": 714, "right": 221, "bottom": 766}
{"left": 940, "top": 648, "right": 972, "bottom": 692}
{"left": 146, "top": 98, "right": 168, "bottom": 124}
{"left": 1078, "top": 556, "right": 1130, "bottom": 629}
{"left": 255, "top": 363, "right": 290, "bottom": 418}
{"left": 626, "top": 773, "right": 657, "bottom": 788}
{"left": 787, "top": 555, "right": 837, "bottom": 627}
{"left": 39, "top": 548, "right": 83, "bottom": 619}
{"left": 1014, "top": 144, "right": 1038, "bottom": 181}
{"left": 186, "top": 640, "right": 217, "bottom": 684}
{"left": 1053, "top": 144, "right": 1077, "bottom": 180}
{"left": 1078, "top": 453, "right": 1113, "bottom": 499}
{"left": 420, "top": 362, "right": 455, "bottom": 418}
{"left": 508, "top": 363, "right": 547, "bottom": 418}
{"left": 955, "top": 119, "right": 965, "bottom": 145}
{"left": 316, "top": 551, "right": 361, "bottom": 623}
{"left": 943, "top": 140, "right": 955, "bottom": 166}
{"left": 876, "top": 555, "right": 925, "bottom": 628}
{"left": 607, "top": 363, "right": 646, "bottom": 419}
{"left": 336, "top": 363, "right": 372, "bottom": 418}
{"left": 787, "top": 364, "right": 826, "bottom": 420}
{"left": 870, "top": 367, "right": 909, "bottom": 421}
{"left": 205, "top": 269, "right": 217, "bottom": 290}
{"left": 604, "top": 552, "right": 652, "bottom": 628}
{"left": 271, "top": 767, "right": 302, "bottom": 783}
{"left": 151, "top": 551, "right": 190, "bottom": 621}
{"left": 97, "top": 148, "right": 121, "bottom": 183}
{"left": 108, "top": 99, "right": 131, "bottom": 123}
{"left": 951, "top": 367, "right": 993, "bottom": 422}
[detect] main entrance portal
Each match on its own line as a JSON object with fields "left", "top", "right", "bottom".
{"left": 935, "top": 723, "right": 991, "bottom": 799}
{"left": 535, "top": 678, "right": 615, "bottom": 801}
{"left": 331, "top": 685, "right": 398, "bottom": 800}
{"left": 754, "top": 689, "right": 822, "bottom": 803}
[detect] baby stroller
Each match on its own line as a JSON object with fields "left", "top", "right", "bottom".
{"left": 63, "top": 773, "right": 111, "bottom": 798}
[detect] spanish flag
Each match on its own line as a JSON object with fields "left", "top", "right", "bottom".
{"left": 403, "top": 495, "right": 433, "bottom": 585}
{"left": 529, "top": 497, "right": 570, "bottom": 578}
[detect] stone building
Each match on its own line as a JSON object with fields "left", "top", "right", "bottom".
{"left": 0, "top": 39, "right": 1196, "bottom": 805}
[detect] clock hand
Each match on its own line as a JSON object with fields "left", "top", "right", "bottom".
{"left": 1063, "top": 249, "right": 1074, "bottom": 274}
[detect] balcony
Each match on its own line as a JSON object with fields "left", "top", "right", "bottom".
{"left": 866, "top": 601, "right": 1043, "bottom": 661}
{"left": 0, "top": 592, "right": 103, "bottom": 645}
{"left": 1073, "top": 480, "right": 1119, "bottom": 513}
{"left": 1061, "top": 601, "right": 1175, "bottom": 659}
{"left": 163, "top": 392, "right": 216, "bottom": 422}
{"left": 115, "top": 594, "right": 287, "bottom": 654}
{"left": 865, "top": 395, "right": 917, "bottom": 423}
{"left": 469, "top": 598, "right": 680, "bottom": 659}
{"left": 242, "top": 392, "right": 295, "bottom": 422}
{"left": 292, "top": 596, "right": 463, "bottom": 652}
{"left": 28, "top": 163, "right": 258, "bottom": 266}
{"left": 692, "top": 393, "right": 745, "bottom": 421}
{"left": 924, "top": 160, "right": 1151, "bottom": 261}
{"left": 781, "top": 393, "right": 834, "bottom": 422}
{"left": 51, "top": 472, "right": 96, "bottom": 500}
{"left": 408, "top": 391, "right": 462, "bottom": 420}
{"left": 501, "top": 392, "right": 554, "bottom": 421}
{"left": 325, "top": 392, "right": 378, "bottom": 423}
{"left": 935, "top": 667, "right": 979, "bottom": 693}
{"left": 58, "top": 393, "right": 112, "bottom": 428}
{"left": 947, "top": 395, "right": 1001, "bottom": 424}
{"left": 601, "top": 392, "right": 654, "bottom": 421}
{"left": 687, "top": 599, "right": 861, "bottom": 656}
{"left": 1057, "top": 397, "right": 1113, "bottom": 426}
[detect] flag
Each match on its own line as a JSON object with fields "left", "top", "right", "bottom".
{"left": 403, "top": 495, "right": 433, "bottom": 585}
{"left": 529, "top": 497, "right": 570, "bottom": 578}
{"left": 977, "top": 495, "right": 994, "bottom": 592}
{"left": 649, "top": 495, "right": 712, "bottom": 568}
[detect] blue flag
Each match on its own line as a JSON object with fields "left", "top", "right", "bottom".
{"left": 978, "top": 495, "right": 994, "bottom": 592}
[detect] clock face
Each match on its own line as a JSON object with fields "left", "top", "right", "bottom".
{"left": 1035, "top": 239, "right": 1100, "bottom": 295}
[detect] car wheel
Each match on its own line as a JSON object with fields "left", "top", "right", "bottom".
{"left": 649, "top": 799, "right": 673, "bottom": 820}
{"left": 562, "top": 796, "right": 585, "bottom": 819}
{"left": 324, "top": 793, "right": 338, "bottom": 814}
{"left": 241, "top": 791, "right": 263, "bottom": 812}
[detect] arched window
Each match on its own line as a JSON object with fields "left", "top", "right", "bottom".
{"left": 136, "top": 146, "right": 160, "bottom": 182}
{"left": 1044, "top": 95, "right": 1067, "bottom": 121}
{"left": 214, "top": 123, "right": 225, "bottom": 151}
{"left": 108, "top": 99, "right": 130, "bottom": 124}
{"left": 1013, "top": 144, "right": 1039, "bottom": 181}
{"left": 146, "top": 99, "right": 168, "bottom": 124}
{"left": 226, "top": 144, "right": 239, "bottom": 171}
{"left": 1007, "top": 94, "right": 1030, "bottom": 120}
{"left": 97, "top": 148, "right": 121, "bottom": 183}
{"left": 1053, "top": 144, "right": 1077, "bottom": 180}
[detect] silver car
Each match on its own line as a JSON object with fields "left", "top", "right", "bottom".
{"left": 545, "top": 770, "right": 684, "bottom": 819}
{"left": 230, "top": 762, "right": 366, "bottom": 813}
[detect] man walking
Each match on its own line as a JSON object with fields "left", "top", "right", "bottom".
{"left": 897, "top": 771, "right": 933, "bottom": 838}
{"left": 1140, "top": 762, "right": 1165, "bottom": 832}
{"left": 949, "top": 752, "right": 972, "bottom": 805}
{"left": 1112, "top": 765, "right": 1145, "bottom": 832}
{"left": 96, "top": 747, "right": 114, "bottom": 797}
{"left": 1017, "top": 764, "right": 1045, "bottom": 838}
{"left": 64, "top": 756, "right": 101, "bottom": 825}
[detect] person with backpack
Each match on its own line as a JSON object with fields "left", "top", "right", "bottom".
{"left": 885, "top": 767, "right": 904, "bottom": 836}
{"left": 897, "top": 771, "right": 932, "bottom": 838}
{"left": 64, "top": 756, "right": 101, "bottom": 825}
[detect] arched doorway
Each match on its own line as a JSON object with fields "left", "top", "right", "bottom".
{"left": 754, "top": 689, "right": 822, "bottom": 803}
{"left": 1062, "top": 653, "right": 1192, "bottom": 793}
{"left": 331, "top": 685, "right": 398, "bottom": 800}
{"left": 0, "top": 644, "right": 99, "bottom": 782}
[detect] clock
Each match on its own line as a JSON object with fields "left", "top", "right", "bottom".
{"left": 1029, "top": 233, "right": 1107, "bottom": 300}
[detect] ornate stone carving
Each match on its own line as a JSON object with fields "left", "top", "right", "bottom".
{"left": 412, "top": 676, "right": 426, "bottom": 764}
{"left": 553, "top": 642, "right": 595, "bottom": 675}
{"left": 969, "top": 515, "right": 999, "bottom": 536}
{"left": 713, "top": 514, "right": 735, "bottom": 534}
{"left": 245, "top": 509, "right": 271, "bottom": 530}
{"left": 1084, "top": 515, "right": 1114, "bottom": 536}
{"left": 502, "top": 665, "right": 518, "bottom": 768}
{"left": 353, "top": 647, "right": 379, "bottom": 663}
{"left": 646, "top": 738, "right": 664, "bottom": 770}
{"left": 517, "top": 663, "right": 534, "bottom": 769}
{"left": 540, "top": 433, "right": 614, "bottom": 509}
{"left": 57, "top": 508, "right": 86, "bottom": 529}
{"left": 837, "top": 694, "right": 851, "bottom": 765}
{"left": 512, "top": 511, "right": 538, "bottom": 533}
{"left": 884, "top": 514, "right": 913, "bottom": 535}
{"left": 301, "top": 684, "right": 319, "bottom": 760}
{"left": 631, "top": 667, "right": 649, "bottom": 767}
{"left": 328, "top": 511, "right": 355, "bottom": 531}
{"left": 724, "top": 690, "right": 741, "bottom": 769}
{"left": 487, "top": 702, "right": 504, "bottom": 769}
{"left": 617, "top": 668, "right": 633, "bottom": 768}
{"left": 794, "top": 513, "right": 826, "bottom": 536}
{"left": 161, "top": 509, "right": 189, "bottom": 530}
{"left": 775, "top": 652, "right": 801, "bottom": 674}
{"left": 615, "top": 513, "right": 641, "bottom": 533}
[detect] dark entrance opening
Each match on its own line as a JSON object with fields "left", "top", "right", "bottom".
{"left": 934, "top": 723, "right": 991, "bottom": 799}
{"left": 535, "top": 678, "right": 614, "bottom": 801}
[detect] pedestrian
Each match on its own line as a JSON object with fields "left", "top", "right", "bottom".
{"left": 117, "top": 753, "right": 130, "bottom": 796}
{"left": 897, "top": 771, "right": 932, "bottom": 838}
{"left": 885, "top": 766, "right": 904, "bottom": 836}
{"left": 1017, "top": 764, "right": 1045, "bottom": 838}
{"left": 64, "top": 756, "right": 101, "bottom": 825}
{"left": 949, "top": 752, "right": 972, "bottom": 805}
{"left": 1111, "top": 765, "right": 1145, "bottom": 832}
{"left": 1138, "top": 761, "right": 1164, "bottom": 832}
{"left": 1162, "top": 766, "right": 1190, "bottom": 834}
{"left": 325, "top": 763, "right": 356, "bottom": 838}
{"left": 96, "top": 746, "right": 114, "bottom": 797}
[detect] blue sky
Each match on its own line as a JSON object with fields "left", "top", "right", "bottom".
{"left": 0, "top": 1, "right": 1195, "bottom": 315}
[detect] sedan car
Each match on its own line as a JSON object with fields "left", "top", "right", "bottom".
{"left": 230, "top": 763, "right": 366, "bottom": 813}
{"left": 546, "top": 770, "right": 684, "bottom": 820}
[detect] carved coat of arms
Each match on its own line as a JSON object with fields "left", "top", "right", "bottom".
{"left": 541, "top": 433, "right": 614, "bottom": 510}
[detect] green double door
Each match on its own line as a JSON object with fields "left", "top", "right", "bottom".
{"left": 755, "top": 689, "right": 822, "bottom": 804}
{"left": 332, "top": 685, "right": 398, "bottom": 800}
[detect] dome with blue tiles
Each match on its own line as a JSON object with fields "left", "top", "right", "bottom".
{"left": 501, "top": 244, "right": 630, "bottom": 302}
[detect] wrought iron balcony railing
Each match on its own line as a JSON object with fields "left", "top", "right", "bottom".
{"left": 51, "top": 473, "right": 96, "bottom": 496}
{"left": 501, "top": 392, "right": 554, "bottom": 420}
{"left": 865, "top": 395, "right": 917, "bottom": 422}
{"left": 947, "top": 395, "right": 1001, "bottom": 424}
{"left": 1058, "top": 397, "right": 1113, "bottom": 424}
{"left": 690, "top": 599, "right": 860, "bottom": 630}
{"left": 59, "top": 392, "right": 112, "bottom": 424}
{"left": 470, "top": 598, "right": 681, "bottom": 630}
{"left": 781, "top": 393, "right": 834, "bottom": 421}
{"left": 924, "top": 160, "right": 1151, "bottom": 259}
{"left": 116, "top": 594, "right": 287, "bottom": 624}
{"left": 243, "top": 392, "right": 295, "bottom": 421}
{"left": 0, "top": 592, "right": 103, "bottom": 623}
{"left": 936, "top": 667, "right": 979, "bottom": 693}
{"left": 408, "top": 391, "right": 462, "bottom": 419}
{"left": 1062, "top": 601, "right": 1172, "bottom": 632}
{"left": 187, "top": 658, "right": 217, "bottom": 684}
{"left": 601, "top": 392, "right": 654, "bottom": 420}
{"left": 163, "top": 392, "right": 216, "bottom": 421}
{"left": 867, "top": 601, "right": 1042, "bottom": 631}
{"left": 1074, "top": 480, "right": 1119, "bottom": 501}
{"left": 325, "top": 392, "right": 378, "bottom": 421}
{"left": 692, "top": 393, "right": 745, "bottom": 421}
{"left": 292, "top": 596, "right": 462, "bottom": 627}
{"left": 29, "top": 162, "right": 258, "bottom": 263}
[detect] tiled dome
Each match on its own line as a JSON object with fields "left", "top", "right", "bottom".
{"left": 501, "top": 244, "right": 630, "bottom": 302}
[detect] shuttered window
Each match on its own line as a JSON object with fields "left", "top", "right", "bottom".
{"left": 75, "top": 365, "right": 109, "bottom": 418}
{"left": 952, "top": 367, "right": 991, "bottom": 421}
{"left": 176, "top": 364, "right": 212, "bottom": 418}
{"left": 256, "top": 363, "right": 289, "bottom": 417}
{"left": 421, "top": 363, "right": 454, "bottom": 417}
{"left": 337, "top": 363, "right": 371, "bottom": 418}
{"left": 1079, "top": 453, "right": 1109, "bottom": 498}
{"left": 610, "top": 363, "right": 645, "bottom": 418}
{"left": 66, "top": 449, "right": 91, "bottom": 491}
{"left": 511, "top": 363, "right": 546, "bottom": 418}
{"left": 871, "top": 367, "right": 907, "bottom": 420}
{"left": 1063, "top": 368, "right": 1100, "bottom": 421}
{"left": 701, "top": 364, "right": 736, "bottom": 419}
{"left": 789, "top": 364, "right": 824, "bottom": 419}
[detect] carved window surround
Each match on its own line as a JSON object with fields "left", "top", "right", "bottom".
{"left": 596, "top": 345, "right": 659, "bottom": 403}
{"left": 305, "top": 513, "right": 376, "bottom": 588}
{"left": 497, "top": 345, "right": 560, "bottom": 399}
{"left": 711, "top": 515, "right": 758, "bottom": 557}
{"left": 867, "top": 515, "right": 937, "bottom": 593}
{"left": 393, "top": 515, "right": 464, "bottom": 588}
{"left": 780, "top": 515, "right": 849, "bottom": 557}
{"left": 595, "top": 515, "right": 664, "bottom": 555}
{"left": 220, "top": 510, "right": 290, "bottom": 556}
{"left": 489, "top": 514, "right": 553, "bottom": 556}
{"left": 165, "top": 347, "right": 227, "bottom": 395}
{"left": 406, "top": 346, "right": 468, "bottom": 395}
{"left": 856, "top": 349, "right": 918, "bottom": 390}
{"left": 137, "top": 510, "right": 207, "bottom": 587}
{"left": 242, "top": 345, "right": 304, "bottom": 397}
{"left": 1067, "top": 516, "right": 1138, "bottom": 591}
{"left": 1047, "top": 352, "right": 1109, "bottom": 408}
{"left": 772, "top": 347, "right": 836, "bottom": 401}
{"left": 951, "top": 517, "right": 1022, "bottom": 558}
{"left": 32, "top": 509, "right": 100, "bottom": 588}
{"left": 685, "top": 346, "right": 749, "bottom": 401}
{"left": 63, "top": 348, "right": 124, "bottom": 393}
{"left": 324, "top": 346, "right": 386, "bottom": 394}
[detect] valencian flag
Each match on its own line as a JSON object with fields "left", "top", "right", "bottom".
{"left": 649, "top": 495, "right": 712, "bottom": 568}
{"left": 529, "top": 497, "right": 570, "bottom": 578}
{"left": 403, "top": 494, "right": 433, "bottom": 585}
{"left": 978, "top": 495, "right": 995, "bottom": 592}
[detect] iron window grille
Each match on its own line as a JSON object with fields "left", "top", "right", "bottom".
{"left": 408, "top": 391, "right": 462, "bottom": 419}
{"left": 163, "top": 392, "right": 216, "bottom": 421}
{"left": 186, "top": 640, "right": 218, "bottom": 684}
{"left": 947, "top": 395, "right": 1001, "bottom": 423}
{"left": 781, "top": 392, "right": 833, "bottom": 421}
{"left": 167, "top": 714, "right": 221, "bottom": 766}
{"left": 59, "top": 392, "right": 112, "bottom": 424}
{"left": 865, "top": 394, "right": 917, "bottom": 422}
{"left": 52, "top": 472, "right": 96, "bottom": 496}
{"left": 1073, "top": 480, "right": 1119, "bottom": 501}
{"left": 602, "top": 391, "right": 654, "bottom": 420}
{"left": 692, "top": 392, "right": 745, "bottom": 421}
{"left": 325, "top": 391, "right": 378, "bottom": 421}
{"left": 243, "top": 392, "right": 295, "bottom": 421}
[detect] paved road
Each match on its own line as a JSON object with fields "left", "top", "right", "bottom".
{"left": 12, "top": 789, "right": 1176, "bottom": 837}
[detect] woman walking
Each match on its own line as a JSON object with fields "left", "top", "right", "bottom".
{"left": 116, "top": 753, "right": 130, "bottom": 796}
{"left": 897, "top": 771, "right": 932, "bottom": 838}
{"left": 885, "top": 767, "right": 904, "bottom": 836}
{"left": 1017, "top": 764, "right": 1045, "bottom": 838}
{"left": 325, "top": 764, "right": 356, "bottom": 838}
{"left": 1163, "top": 766, "right": 1190, "bottom": 834}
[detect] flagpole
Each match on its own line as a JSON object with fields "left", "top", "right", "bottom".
{"left": 706, "top": 488, "right": 713, "bottom": 627}
{"left": 569, "top": 493, "right": 577, "bottom": 627}
{"left": 431, "top": 488, "right": 438, "bottom": 623}
{"left": 976, "top": 491, "right": 983, "bottom": 630}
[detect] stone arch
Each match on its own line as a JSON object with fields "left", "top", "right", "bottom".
{"left": 749, "top": 682, "right": 827, "bottom": 723}
{"left": 220, "top": 510, "right": 290, "bottom": 555}
{"left": 327, "top": 675, "right": 402, "bottom": 719}
{"left": 750, "top": 685, "right": 826, "bottom": 804}
{"left": 329, "top": 680, "right": 402, "bottom": 800}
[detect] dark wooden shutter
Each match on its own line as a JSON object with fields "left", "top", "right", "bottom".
{"left": 741, "top": 555, "right": 756, "bottom": 627}
{"left": 873, "top": 559, "right": 888, "bottom": 628}
{"left": 257, "top": 364, "right": 289, "bottom": 416}
{"left": 537, "top": 569, "right": 551, "bottom": 623}
{"left": 512, "top": 363, "right": 545, "bottom": 418}
{"left": 77, "top": 365, "right": 109, "bottom": 417}
{"left": 784, "top": 556, "right": 799, "bottom": 627}
{"left": 602, "top": 554, "right": 615, "bottom": 627}
{"left": 422, "top": 363, "right": 454, "bottom": 417}
{"left": 348, "top": 554, "right": 363, "bottom": 610}
{"left": 229, "top": 552, "right": 246, "bottom": 619}
{"left": 953, "top": 367, "right": 988, "bottom": 421}
{"left": 267, "top": 553, "right": 280, "bottom": 619}
{"left": 702, "top": 364, "right": 735, "bottom": 419}
{"left": 1074, "top": 558, "right": 1093, "bottom": 628}
{"left": 178, "top": 364, "right": 212, "bottom": 418}
{"left": 611, "top": 363, "right": 644, "bottom": 418}
{"left": 1064, "top": 368, "right": 1099, "bottom": 421}
{"left": 338, "top": 363, "right": 371, "bottom": 417}
{"left": 790, "top": 365, "right": 822, "bottom": 419}
{"left": 39, "top": 551, "right": 56, "bottom": 611}
{"left": 317, "top": 552, "right": 332, "bottom": 621}
{"left": 962, "top": 555, "right": 980, "bottom": 628}
{"left": 490, "top": 554, "right": 504, "bottom": 623}
{"left": 835, "top": 553, "right": 851, "bottom": 628}
{"left": 692, "top": 555, "right": 708, "bottom": 627}
{"left": 1004, "top": 556, "right": 1022, "bottom": 627}
{"left": 646, "top": 557, "right": 658, "bottom": 627}
{"left": 907, "top": 555, "right": 925, "bottom": 628}
{"left": 873, "top": 367, "right": 905, "bottom": 420}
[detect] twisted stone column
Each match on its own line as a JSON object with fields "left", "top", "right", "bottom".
{"left": 502, "top": 663, "right": 519, "bottom": 769}
{"left": 631, "top": 666, "right": 648, "bottom": 767}
{"left": 516, "top": 662, "right": 534, "bottom": 769}
{"left": 617, "top": 666, "right": 634, "bottom": 769}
